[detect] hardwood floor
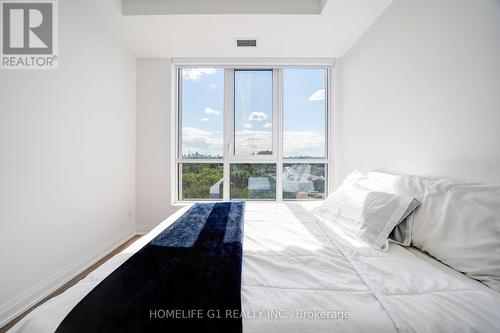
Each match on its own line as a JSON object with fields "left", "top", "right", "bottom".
{"left": 0, "top": 235, "right": 142, "bottom": 333}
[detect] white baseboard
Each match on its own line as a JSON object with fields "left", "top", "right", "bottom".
{"left": 0, "top": 228, "right": 137, "bottom": 328}
{"left": 135, "top": 224, "right": 155, "bottom": 235}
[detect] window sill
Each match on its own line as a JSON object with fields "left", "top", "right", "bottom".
{"left": 172, "top": 199, "right": 325, "bottom": 208}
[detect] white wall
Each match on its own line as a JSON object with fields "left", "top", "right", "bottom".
{"left": 337, "top": 0, "right": 500, "bottom": 185}
{"left": 136, "top": 59, "right": 178, "bottom": 233}
{"left": 0, "top": 1, "right": 136, "bottom": 325}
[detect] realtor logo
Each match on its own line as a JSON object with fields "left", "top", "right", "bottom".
{"left": 1, "top": 0, "right": 58, "bottom": 69}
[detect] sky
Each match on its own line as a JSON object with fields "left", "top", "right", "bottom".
{"left": 181, "top": 67, "right": 326, "bottom": 158}
{"left": 234, "top": 70, "right": 273, "bottom": 155}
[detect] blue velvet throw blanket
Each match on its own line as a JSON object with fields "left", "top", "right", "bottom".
{"left": 56, "top": 202, "right": 245, "bottom": 333}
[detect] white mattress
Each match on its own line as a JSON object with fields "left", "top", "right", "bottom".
{"left": 9, "top": 202, "right": 500, "bottom": 333}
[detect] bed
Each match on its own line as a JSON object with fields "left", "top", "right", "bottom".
{"left": 8, "top": 200, "right": 500, "bottom": 333}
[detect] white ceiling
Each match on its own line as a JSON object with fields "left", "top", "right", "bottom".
{"left": 79, "top": 0, "right": 393, "bottom": 58}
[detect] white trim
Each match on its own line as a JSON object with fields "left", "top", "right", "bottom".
{"left": 171, "top": 199, "right": 322, "bottom": 206}
{"left": 328, "top": 66, "right": 336, "bottom": 195}
{"left": 223, "top": 69, "right": 233, "bottom": 200}
{"left": 171, "top": 66, "right": 180, "bottom": 203}
{"left": 275, "top": 68, "right": 284, "bottom": 201}
{"left": 176, "top": 159, "right": 224, "bottom": 164}
{"left": 0, "top": 228, "right": 136, "bottom": 328}
{"left": 272, "top": 69, "right": 279, "bottom": 161}
{"left": 172, "top": 57, "right": 335, "bottom": 68}
{"left": 136, "top": 225, "right": 155, "bottom": 235}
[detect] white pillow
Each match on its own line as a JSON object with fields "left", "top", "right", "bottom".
{"left": 350, "top": 171, "right": 420, "bottom": 246}
{"left": 396, "top": 174, "right": 500, "bottom": 292}
{"left": 314, "top": 171, "right": 419, "bottom": 250}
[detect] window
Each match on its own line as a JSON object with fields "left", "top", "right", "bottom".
{"left": 175, "top": 63, "right": 332, "bottom": 202}
{"left": 179, "top": 163, "right": 223, "bottom": 200}
{"left": 234, "top": 70, "right": 273, "bottom": 156}
{"left": 283, "top": 69, "right": 326, "bottom": 159}
{"left": 283, "top": 163, "right": 326, "bottom": 199}
{"left": 180, "top": 68, "right": 224, "bottom": 159}
{"left": 230, "top": 164, "right": 276, "bottom": 200}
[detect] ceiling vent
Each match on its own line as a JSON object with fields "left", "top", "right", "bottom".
{"left": 236, "top": 39, "right": 257, "bottom": 47}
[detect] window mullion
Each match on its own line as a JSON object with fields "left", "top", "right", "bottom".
{"left": 223, "top": 68, "right": 233, "bottom": 201}
{"left": 327, "top": 67, "right": 334, "bottom": 195}
{"left": 174, "top": 68, "right": 181, "bottom": 203}
{"left": 275, "top": 68, "right": 283, "bottom": 202}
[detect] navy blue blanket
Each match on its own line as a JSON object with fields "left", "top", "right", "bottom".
{"left": 56, "top": 202, "right": 245, "bottom": 333}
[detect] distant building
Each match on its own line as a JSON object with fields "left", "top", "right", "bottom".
{"left": 209, "top": 178, "right": 223, "bottom": 199}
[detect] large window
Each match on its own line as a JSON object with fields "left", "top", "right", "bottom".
{"left": 176, "top": 64, "right": 332, "bottom": 202}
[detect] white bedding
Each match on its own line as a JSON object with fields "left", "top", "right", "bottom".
{"left": 9, "top": 202, "right": 500, "bottom": 333}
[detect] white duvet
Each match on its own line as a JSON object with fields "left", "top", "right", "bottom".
{"left": 9, "top": 202, "right": 500, "bottom": 333}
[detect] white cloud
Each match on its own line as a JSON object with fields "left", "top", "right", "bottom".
{"left": 283, "top": 131, "right": 325, "bottom": 158}
{"left": 232, "top": 130, "right": 324, "bottom": 157}
{"left": 204, "top": 107, "right": 221, "bottom": 116}
{"left": 235, "top": 130, "right": 272, "bottom": 155}
{"left": 182, "top": 127, "right": 213, "bottom": 142}
{"left": 182, "top": 68, "right": 218, "bottom": 81}
{"left": 248, "top": 112, "right": 268, "bottom": 122}
{"left": 263, "top": 122, "right": 272, "bottom": 129}
{"left": 182, "top": 127, "right": 223, "bottom": 156}
{"left": 201, "top": 118, "right": 209, "bottom": 122}
{"left": 209, "top": 83, "right": 216, "bottom": 89}
{"left": 309, "top": 89, "right": 325, "bottom": 101}
{"left": 244, "top": 123, "right": 252, "bottom": 129}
